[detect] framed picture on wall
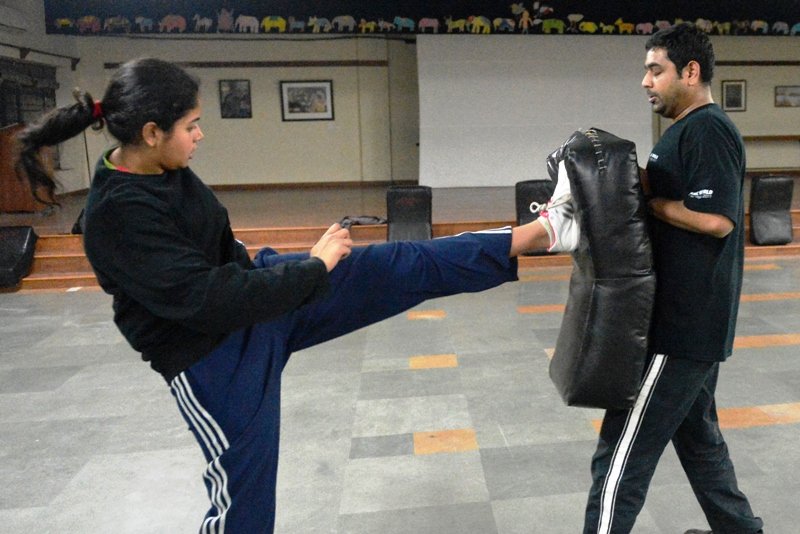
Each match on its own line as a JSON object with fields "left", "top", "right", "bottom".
{"left": 280, "top": 80, "right": 334, "bottom": 121}
{"left": 721, "top": 80, "right": 746, "bottom": 112}
{"left": 775, "top": 85, "right": 800, "bottom": 107}
{"left": 219, "top": 79, "right": 252, "bottom": 119}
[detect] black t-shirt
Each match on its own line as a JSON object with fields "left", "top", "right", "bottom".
{"left": 83, "top": 156, "right": 330, "bottom": 382}
{"left": 646, "top": 104, "right": 745, "bottom": 361}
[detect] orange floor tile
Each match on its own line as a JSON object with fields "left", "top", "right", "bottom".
{"left": 407, "top": 309, "right": 447, "bottom": 320}
{"left": 517, "top": 304, "right": 566, "bottom": 314}
{"left": 734, "top": 333, "right": 800, "bottom": 348}
{"left": 743, "top": 263, "right": 780, "bottom": 271}
{"left": 413, "top": 428, "right": 479, "bottom": 455}
{"left": 739, "top": 291, "right": 800, "bottom": 302}
{"left": 409, "top": 354, "right": 459, "bottom": 370}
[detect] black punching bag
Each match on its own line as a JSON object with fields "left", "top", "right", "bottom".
{"left": 548, "top": 128, "right": 656, "bottom": 410}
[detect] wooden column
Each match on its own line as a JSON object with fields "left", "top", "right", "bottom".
{"left": 0, "top": 123, "right": 48, "bottom": 213}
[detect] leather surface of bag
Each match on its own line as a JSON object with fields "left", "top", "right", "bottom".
{"left": 548, "top": 128, "right": 656, "bottom": 410}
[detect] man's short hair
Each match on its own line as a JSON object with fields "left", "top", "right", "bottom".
{"left": 645, "top": 22, "right": 715, "bottom": 84}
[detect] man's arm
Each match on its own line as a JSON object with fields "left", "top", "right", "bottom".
{"left": 648, "top": 197, "right": 734, "bottom": 238}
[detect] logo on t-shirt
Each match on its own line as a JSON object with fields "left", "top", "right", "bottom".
{"left": 649, "top": 153, "right": 659, "bottom": 162}
{"left": 688, "top": 189, "right": 714, "bottom": 199}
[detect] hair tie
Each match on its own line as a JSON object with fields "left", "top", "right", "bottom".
{"left": 92, "top": 101, "right": 103, "bottom": 120}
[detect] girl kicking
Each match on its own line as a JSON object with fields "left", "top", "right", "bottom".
{"left": 16, "top": 58, "right": 577, "bottom": 534}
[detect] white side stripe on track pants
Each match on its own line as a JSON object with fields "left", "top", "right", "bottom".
{"left": 172, "top": 373, "right": 232, "bottom": 534}
{"left": 597, "top": 354, "right": 667, "bottom": 534}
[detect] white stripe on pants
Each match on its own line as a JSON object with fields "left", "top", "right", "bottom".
{"left": 596, "top": 354, "right": 667, "bottom": 534}
{"left": 172, "top": 373, "right": 232, "bottom": 534}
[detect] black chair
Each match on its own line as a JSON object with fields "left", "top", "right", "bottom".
{"left": 515, "top": 179, "right": 555, "bottom": 255}
{"left": 386, "top": 185, "right": 432, "bottom": 241}
{"left": 749, "top": 175, "right": 794, "bottom": 246}
{"left": 0, "top": 226, "right": 38, "bottom": 288}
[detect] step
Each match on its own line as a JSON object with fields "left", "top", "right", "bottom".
{"left": 19, "top": 272, "right": 99, "bottom": 291}
{"left": 36, "top": 234, "right": 85, "bottom": 255}
{"left": 743, "top": 242, "right": 800, "bottom": 258}
{"left": 31, "top": 254, "right": 93, "bottom": 274}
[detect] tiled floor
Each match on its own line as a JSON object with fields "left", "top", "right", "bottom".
{"left": 1, "top": 248, "right": 799, "bottom": 532}
{"left": 2, "top": 185, "right": 800, "bottom": 532}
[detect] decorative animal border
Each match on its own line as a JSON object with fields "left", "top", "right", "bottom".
{"left": 45, "top": 2, "right": 800, "bottom": 36}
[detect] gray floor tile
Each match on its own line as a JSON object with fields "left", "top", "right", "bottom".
{"left": 339, "top": 502, "right": 498, "bottom": 534}
{"left": 275, "top": 478, "right": 343, "bottom": 534}
{"left": 0, "top": 507, "right": 48, "bottom": 533}
{"left": 0, "top": 365, "right": 84, "bottom": 393}
{"left": 351, "top": 394, "right": 471, "bottom": 438}
{"left": 716, "top": 364, "right": 799, "bottom": 406}
{"left": 476, "top": 418, "right": 599, "bottom": 449}
{"left": 286, "top": 329, "right": 368, "bottom": 376}
{"left": 358, "top": 368, "right": 463, "bottom": 400}
{"left": 350, "top": 433, "right": 414, "bottom": 459}
{"left": 480, "top": 441, "right": 597, "bottom": 500}
{"left": 0, "top": 417, "right": 125, "bottom": 459}
{"left": 0, "top": 455, "right": 89, "bottom": 509}
{"left": 644, "top": 482, "right": 710, "bottom": 533}
{"left": 492, "top": 494, "right": 590, "bottom": 534}
{"left": 361, "top": 357, "right": 412, "bottom": 372}
{"left": 339, "top": 452, "right": 489, "bottom": 514}
{"left": 42, "top": 448, "right": 207, "bottom": 534}
{"left": 761, "top": 310, "right": 800, "bottom": 332}
{"left": 364, "top": 319, "right": 455, "bottom": 359}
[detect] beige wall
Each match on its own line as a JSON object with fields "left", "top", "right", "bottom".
{"left": 2, "top": 1, "right": 418, "bottom": 191}
{"left": 73, "top": 36, "right": 401, "bottom": 187}
{"left": 711, "top": 37, "right": 800, "bottom": 170}
{"left": 417, "top": 35, "right": 653, "bottom": 188}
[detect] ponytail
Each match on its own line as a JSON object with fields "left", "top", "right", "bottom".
{"left": 15, "top": 90, "right": 102, "bottom": 206}
{"left": 14, "top": 58, "right": 199, "bottom": 206}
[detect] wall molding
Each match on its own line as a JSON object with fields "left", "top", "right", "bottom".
{"left": 104, "top": 60, "right": 388, "bottom": 69}
{"left": 717, "top": 60, "right": 800, "bottom": 67}
{"left": 0, "top": 41, "right": 80, "bottom": 70}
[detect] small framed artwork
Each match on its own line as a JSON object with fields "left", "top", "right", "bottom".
{"left": 721, "top": 80, "right": 746, "bottom": 112}
{"left": 219, "top": 79, "right": 252, "bottom": 119}
{"left": 775, "top": 85, "right": 800, "bottom": 107}
{"left": 280, "top": 80, "right": 334, "bottom": 121}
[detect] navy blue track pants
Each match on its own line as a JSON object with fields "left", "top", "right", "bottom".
{"left": 170, "top": 229, "right": 517, "bottom": 533}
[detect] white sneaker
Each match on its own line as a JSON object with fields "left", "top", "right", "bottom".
{"left": 538, "top": 200, "right": 580, "bottom": 252}
{"left": 532, "top": 161, "right": 580, "bottom": 252}
{"left": 550, "top": 160, "right": 572, "bottom": 203}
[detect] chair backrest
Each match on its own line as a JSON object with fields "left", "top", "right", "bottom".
{"left": 0, "top": 225, "right": 37, "bottom": 288}
{"left": 515, "top": 179, "right": 555, "bottom": 255}
{"left": 515, "top": 179, "right": 555, "bottom": 225}
{"left": 386, "top": 185, "right": 432, "bottom": 241}
{"left": 749, "top": 175, "right": 794, "bottom": 246}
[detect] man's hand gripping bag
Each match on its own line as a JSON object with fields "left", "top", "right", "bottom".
{"left": 548, "top": 129, "right": 655, "bottom": 410}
